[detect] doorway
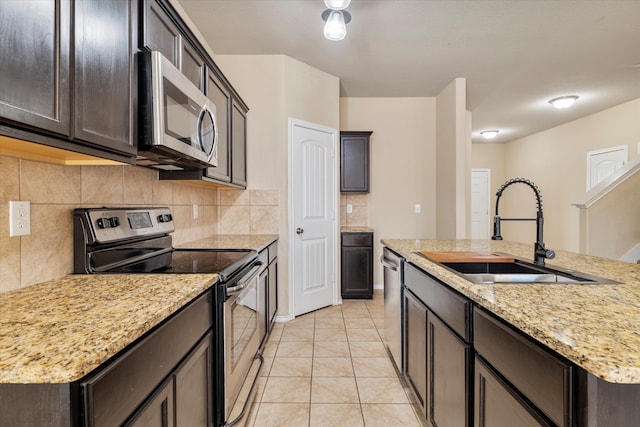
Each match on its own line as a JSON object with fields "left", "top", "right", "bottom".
{"left": 289, "top": 118, "right": 338, "bottom": 317}
{"left": 586, "top": 144, "right": 628, "bottom": 191}
{"left": 471, "top": 169, "right": 491, "bottom": 240}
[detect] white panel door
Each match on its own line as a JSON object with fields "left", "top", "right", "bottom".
{"left": 587, "top": 144, "right": 628, "bottom": 190}
{"left": 291, "top": 119, "right": 337, "bottom": 317}
{"left": 471, "top": 169, "right": 490, "bottom": 240}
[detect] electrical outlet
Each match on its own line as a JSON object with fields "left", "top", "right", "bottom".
{"left": 346, "top": 204, "right": 353, "bottom": 214}
{"left": 415, "top": 204, "right": 421, "bottom": 214}
{"left": 192, "top": 204, "right": 199, "bottom": 219}
{"left": 9, "top": 201, "right": 31, "bottom": 237}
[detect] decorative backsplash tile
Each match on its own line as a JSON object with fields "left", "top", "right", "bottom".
{"left": 341, "top": 194, "right": 369, "bottom": 227}
{"left": 0, "top": 154, "right": 281, "bottom": 293}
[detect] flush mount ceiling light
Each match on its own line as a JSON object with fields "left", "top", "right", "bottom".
{"left": 549, "top": 95, "right": 579, "bottom": 109}
{"left": 322, "top": 0, "right": 352, "bottom": 41}
{"left": 480, "top": 130, "right": 500, "bottom": 140}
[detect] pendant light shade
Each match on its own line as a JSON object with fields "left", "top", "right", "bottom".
{"left": 323, "top": 10, "right": 347, "bottom": 41}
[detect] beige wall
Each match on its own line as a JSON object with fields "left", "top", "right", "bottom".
{"left": 436, "top": 78, "right": 469, "bottom": 239}
{"left": 340, "top": 97, "right": 437, "bottom": 285}
{"left": 215, "top": 54, "right": 340, "bottom": 318}
{"left": 579, "top": 170, "right": 640, "bottom": 259}
{"left": 497, "top": 98, "right": 640, "bottom": 254}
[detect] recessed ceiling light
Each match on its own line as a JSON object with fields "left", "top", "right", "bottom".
{"left": 480, "top": 130, "right": 499, "bottom": 139}
{"left": 549, "top": 95, "right": 579, "bottom": 109}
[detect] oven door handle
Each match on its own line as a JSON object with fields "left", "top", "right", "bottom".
{"left": 226, "top": 261, "right": 263, "bottom": 294}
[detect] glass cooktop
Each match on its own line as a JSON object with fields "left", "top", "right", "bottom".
{"left": 108, "top": 248, "right": 256, "bottom": 279}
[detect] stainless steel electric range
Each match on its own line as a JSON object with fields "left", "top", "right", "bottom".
{"left": 73, "top": 207, "right": 263, "bottom": 427}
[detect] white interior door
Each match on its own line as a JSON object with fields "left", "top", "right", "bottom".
{"left": 471, "top": 169, "right": 490, "bottom": 240}
{"left": 586, "top": 144, "right": 628, "bottom": 190}
{"left": 290, "top": 118, "right": 337, "bottom": 317}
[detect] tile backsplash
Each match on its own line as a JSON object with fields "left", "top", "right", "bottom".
{"left": 0, "top": 155, "right": 279, "bottom": 293}
{"left": 340, "top": 193, "right": 369, "bottom": 227}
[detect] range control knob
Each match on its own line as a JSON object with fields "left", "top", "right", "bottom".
{"left": 96, "top": 217, "right": 120, "bottom": 229}
{"left": 157, "top": 214, "right": 173, "bottom": 223}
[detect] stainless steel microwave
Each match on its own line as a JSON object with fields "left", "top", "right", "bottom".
{"left": 137, "top": 51, "right": 218, "bottom": 170}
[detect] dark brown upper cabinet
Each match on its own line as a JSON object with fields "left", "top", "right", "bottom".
{"left": 141, "top": 0, "right": 181, "bottom": 66}
{"left": 230, "top": 100, "right": 248, "bottom": 188}
{"left": 0, "top": 0, "right": 70, "bottom": 136}
{"left": 204, "top": 70, "right": 231, "bottom": 183}
{"left": 73, "top": 0, "right": 137, "bottom": 156}
{"left": 340, "top": 131, "right": 372, "bottom": 193}
{"left": 141, "top": 0, "right": 204, "bottom": 91}
{"left": 149, "top": 0, "right": 249, "bottom": 189}
{"left": 0, "top": 0, "right": 137, "bottom": 163}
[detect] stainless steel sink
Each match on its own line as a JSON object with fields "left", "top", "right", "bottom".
{"left": 460, "top": 272, "right": 584, "bottom": 284}
{"left": 416, "top": 254, "right": 618, "bottom": 284}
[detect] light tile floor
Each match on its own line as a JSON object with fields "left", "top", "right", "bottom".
{"left": 248, "top": 290, "right": 427, "bottom": 427}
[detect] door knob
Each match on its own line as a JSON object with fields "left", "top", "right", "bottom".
{"left": 296, "top": 227, "right": 304, "bottom": 235}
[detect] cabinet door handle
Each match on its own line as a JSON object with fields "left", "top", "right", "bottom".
{"left": 296, "top": 227, "right": 304, "bottom": 235}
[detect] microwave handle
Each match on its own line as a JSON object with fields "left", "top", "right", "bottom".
{"left": 226, "top": 261, "right": 263, "bottom": 294}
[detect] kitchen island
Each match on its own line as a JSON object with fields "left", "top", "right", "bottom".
{"left": 383, "top": 239, "right": 640, "bottom": 427}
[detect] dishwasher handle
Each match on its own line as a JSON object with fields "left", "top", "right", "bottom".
{"left": 380, "top": 255, "right": 399, "bottom": 271}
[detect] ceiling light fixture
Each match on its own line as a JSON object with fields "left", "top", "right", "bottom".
{"left": 480, "top": 130, "right": 500, "bottom": 140}
{"left": 322, "top": 0, "right": 352, "bottom": 41}
{"left": 549, "top": 95, "right": 579, "bottom": 109}
{"left": 324, "top": 0, "right": 351, "bottom": 10}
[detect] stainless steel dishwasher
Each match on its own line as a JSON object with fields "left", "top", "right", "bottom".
{"left": 381, "top": 247, "right": 404, "bottom": 371}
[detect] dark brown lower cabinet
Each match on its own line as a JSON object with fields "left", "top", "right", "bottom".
{"left": 404, "top": 289, "right": 427, "bottom": 411}
{"left": 127, "top": 332, "right": 212, "bottom": 426}
{"left": 341, "top": 232, "right": 373, "bottom": 299}
{"left": 427, "top": 312, "right": 471, "bottom": 427}
{"left": 0, "top": 291, "right": 213, "bottom": 427}
{"left": 174, "top": 334, "right": 212, "bottom": 425}
{"left": 475, "top": 358, "right": 549, "bottom": 427}
{"left": 403, "top": 263, "right": 471, "bottom": 424}
{"left": 128, "top": 377, "right": 175, "bottom": 427}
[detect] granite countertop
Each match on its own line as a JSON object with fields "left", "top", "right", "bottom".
{"left": 382, "top": 239, "right": 640, "bottom": 384}
{"left": 341, "top": 226, "right": 374, "bottom": 233}
{"left": 0, "top": 234, "right": 279, "bottom": 384}
{"left": 177, "top": 234, "right": 278, "bottom": 252}
{"left": 0, "top": 274, "right": 217, "bottom": 384}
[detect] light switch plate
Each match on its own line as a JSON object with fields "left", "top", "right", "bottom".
{"left": 9, "top": 200, "right": 30, "bottom": 237}
{"left": 193, "top": 204, "right": 199, "bottom": 219}
{"left": 415, "top": 204, "right": 421, "bottom": 213}
{"left": 347, "top": 204, "right": 353, "bottom": 214}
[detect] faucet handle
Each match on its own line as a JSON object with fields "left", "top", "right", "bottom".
{"left": 491, "top": 216, "right": 503, "bottom": 240}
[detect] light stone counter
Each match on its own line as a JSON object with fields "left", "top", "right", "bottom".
{"left": 178, "top": 234, "right": 278, "bottom": 252}
{"left": 381, "top": 239, "right": 640, "bottom": 384}
{"left": 341, "top": 226, "right": 374, "bottom": 233}
{"left": 0, "top": 234, "right": 278, "bottom": 385}
{"left": 0, "top": 274, "right": 217, "bottom": 384}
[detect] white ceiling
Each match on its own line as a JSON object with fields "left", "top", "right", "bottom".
{"left": 178, "top": 0, "right": 640, "bottom": 144}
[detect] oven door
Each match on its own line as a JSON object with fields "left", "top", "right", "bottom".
{"left": 223, "top": 261, "right": 263, "bottom": 425}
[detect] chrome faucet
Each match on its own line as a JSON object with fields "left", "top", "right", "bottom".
{"left": 491, "top": 178, "right": 555, "bottom": 266}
